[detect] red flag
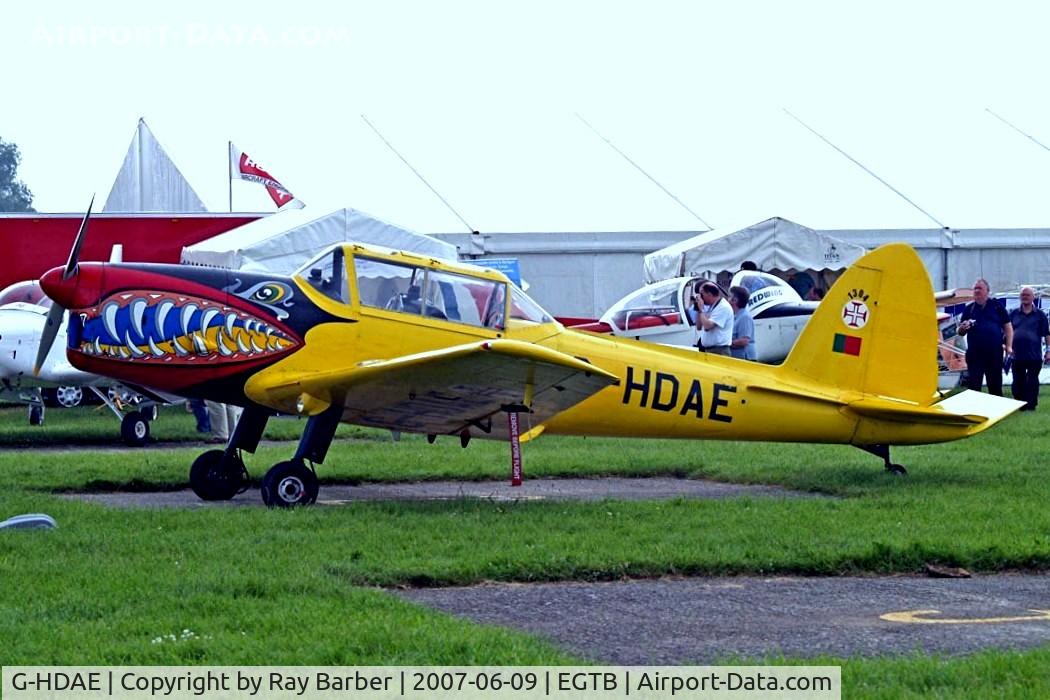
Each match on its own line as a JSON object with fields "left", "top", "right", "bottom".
{"left": 229, "top": 142, "right": 305, "bottom": 209}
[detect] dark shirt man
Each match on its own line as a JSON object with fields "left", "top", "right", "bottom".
{"left": 1008, "top": 286, "right": 1050, "bottom": 410}
{"left": 958, "top": 278, "right": 1013, "bottom": 396}
{"left": 728, "top": 286, "right": 757, "bottom": 360}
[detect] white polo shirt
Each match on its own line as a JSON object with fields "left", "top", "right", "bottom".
{"left": 699, "top": 297, "right": 733, "bottom": 348}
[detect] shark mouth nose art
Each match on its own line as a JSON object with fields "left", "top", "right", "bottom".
{"left": 75, "top": 292, "right": 299, "bottom": 363}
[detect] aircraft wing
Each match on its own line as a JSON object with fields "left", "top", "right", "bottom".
{"left": 245, "top": 339, "right": 620, "bottom": 438}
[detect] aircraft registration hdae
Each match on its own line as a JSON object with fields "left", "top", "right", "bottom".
{"left": 37, "top": 205, "right": 1023, "bottom": 507}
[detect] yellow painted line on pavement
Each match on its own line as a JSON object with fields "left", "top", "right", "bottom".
{"left": 880, "top": 609, "right": 1050, "bottom": 624}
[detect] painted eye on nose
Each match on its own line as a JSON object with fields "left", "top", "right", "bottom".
{"left": 249, "top": 284, "right": 287, "bottom": 304}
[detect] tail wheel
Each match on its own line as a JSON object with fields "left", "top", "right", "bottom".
{"left": 261, "top": 460, "right": 319, "bottom": 508}
{"left": 189, "top": 449, "right": 247, "bottom": 501}
{"left": 120, "top": 411, "right": 150, "bottom": 446}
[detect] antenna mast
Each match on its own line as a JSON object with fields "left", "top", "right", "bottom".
{"left": 361, "top": 115, "right": 476, "bottom": 233}
{"left": 575, "top": 113, "right": 713, "bottom": 230}
{"left": 783, "top": 108, "right": 947, "bottom": 228}
{"left": 985, "top": 108, "right": 1050, "bottom": 153}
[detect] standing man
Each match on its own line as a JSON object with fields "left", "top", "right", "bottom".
{"left": 1008, "top": 286, "right": 1050, "bottom": 410}
{"left": 958, "top": 278, "right": 1013, "bottom": 396}
{"left": 728, "top": 285, "right": 757, "bottom": 360}
{"left": 694, "top": 282, "right": 733, "bottom": 356}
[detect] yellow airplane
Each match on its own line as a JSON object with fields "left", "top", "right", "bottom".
{"left": 37, "top": 210, "right": 1022, "bottom": 506}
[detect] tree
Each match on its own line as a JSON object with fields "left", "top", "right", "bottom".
{"left": 0, "top": 138, "right": 35, "bottom": 212}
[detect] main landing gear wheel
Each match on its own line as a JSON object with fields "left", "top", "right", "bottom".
{"left": 189, "top": 449, "right": 247, "bottom": 501}
{"left": 120, "top": 410, "right": 150, "bottom": 446}
{"left": 261, "top": 460, "right": 319, "bottom": 508}
{"left": 885, "top": 463, "right": 908, "bottom": 476}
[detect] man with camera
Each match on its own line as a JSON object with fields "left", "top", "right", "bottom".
{"left": 692, "top": 282, "right": 733, "bottom": 356}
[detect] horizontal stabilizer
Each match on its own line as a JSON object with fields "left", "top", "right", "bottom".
{"left": 930, "top": 390, "right": 1025, "bottom": 427}
{"left": 846, "top": 397, "right": 985, "bottom": 426}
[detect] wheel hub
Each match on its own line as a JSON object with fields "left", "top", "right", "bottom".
{"left": 277, "top": 476, "right": 305, "bottom": 503}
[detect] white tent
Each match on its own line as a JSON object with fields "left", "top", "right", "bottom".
{"left": 180, "top": 206, "right": 458, "bottom": 272}
{"left": 643, "top": 216, "right": 867, "bottom": 283}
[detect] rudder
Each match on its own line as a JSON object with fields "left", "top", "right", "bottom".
{"left": 780, "top": 243, "right": 938, "bottom": 406}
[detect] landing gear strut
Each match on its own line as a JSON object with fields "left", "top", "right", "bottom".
{"left": 857, "top": 444, "right": 907, "bottom": 475}
{"left": 186, "top": 403, "right": 343, "bottom": 508}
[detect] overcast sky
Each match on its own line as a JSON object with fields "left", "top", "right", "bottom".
{"left": 5, "top": 1, "right": 1050, "bottom": 233}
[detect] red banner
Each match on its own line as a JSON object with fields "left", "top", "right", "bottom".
{"left": 229, "top": 143, "right": 305, "bottom": 209}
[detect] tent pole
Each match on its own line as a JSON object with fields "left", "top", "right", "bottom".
{"left": 227, "top": 141, "right": 233, "bottom": 213}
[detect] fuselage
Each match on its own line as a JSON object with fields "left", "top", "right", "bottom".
{"left": 39, "top": 244, "right": 981, "bottom": 449}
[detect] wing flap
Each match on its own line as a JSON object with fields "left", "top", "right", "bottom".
{"left": 246, "top": 339, "right": 619, "bottom": 438}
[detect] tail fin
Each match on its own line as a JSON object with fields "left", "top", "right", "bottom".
{"left": 780, "top": 243, "right": 938, "bottom": 405}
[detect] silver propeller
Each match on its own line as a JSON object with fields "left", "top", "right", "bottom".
{"left": 34, "top": 195, "right": 94, "bottom": 375}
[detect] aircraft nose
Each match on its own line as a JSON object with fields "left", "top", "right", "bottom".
{"left": 40, "top": 263, "right": 104, "bottom": 310}
{"left": 39, "top": 267, "right": 70, "bottom": 306}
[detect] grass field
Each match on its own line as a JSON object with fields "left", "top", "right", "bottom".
{"left": 1, "top": 402, "right": 1049, "bottom": 696}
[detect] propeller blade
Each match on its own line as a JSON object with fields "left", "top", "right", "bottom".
{"left": 63, "top": 194, "right": 95, "bottom": 280}
{"left": 34, "top": 305, "right": 66, "bottom": 376}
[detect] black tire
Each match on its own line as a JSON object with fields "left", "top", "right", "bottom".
{"left": 120, "top": 411, "right": 150, "bottom": 446}
{"left": 55, "top": 386, "right": 84, "bottom": 408}
{"left": 27, "top": 404, "right": 44, "bottom": 426}
{"left": 189, "top": 449, "right": 245, "bottom": 501}
{"left": 260, "top": 460, "right": 319, "bottom": 508}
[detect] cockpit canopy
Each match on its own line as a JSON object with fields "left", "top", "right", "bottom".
{"left": 599, "top": 278, "right": 684, "bottom": 331}
{"left": 729, "top": 270, "right": 807, "bottom": 317}
{"left": 599, "top": 270, "right": 814, "bottom": 333}
{"left": 295, "top": 245, "right": 554, "bottom": 330}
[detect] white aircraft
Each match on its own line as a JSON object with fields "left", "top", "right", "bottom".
{"left": 0, "top": 279, "right": 158, "bottom": 444}
{"left": 575, "top": 270, "right": 818, "bottom": 363}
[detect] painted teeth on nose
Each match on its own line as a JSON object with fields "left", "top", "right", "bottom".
{"left": 250, "top": 334, "right": 264, "bottom": 353}
{"left": 201, "top": 309, "right": 220, "bottom": 332}
{"left": 218, "top": 333, "right": 234, "bottom": 356}
{"left": 94, "top": 337, "right": 103, "bottom": 355}
{"left": 192, "top": 332, "right": 208, "bottom": 355}
{"left": 181, "top": 304, "right": 198, "bottom": 336}
{"left": 173, "top": 337, "right": 189, "bottom": 356}
{"left": 103, "top": 302, "right": 120, "bottom": 343}
{"left": 130, "top": 298, "right": 147, "bottom": 339}
{"left": 225, "top": 313, "right": 236, "bottom": 337}
{"left": 125, "top": 331, "right": 145, "bottom": 358}
{"left": 236, "top": 332, "right": 251, "bottom": 354}
{"left": 155, "top": 300, "right": 174, "bottom": 337}
{"left": 148, "top": 336, "right": 166, "bottom": 357}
